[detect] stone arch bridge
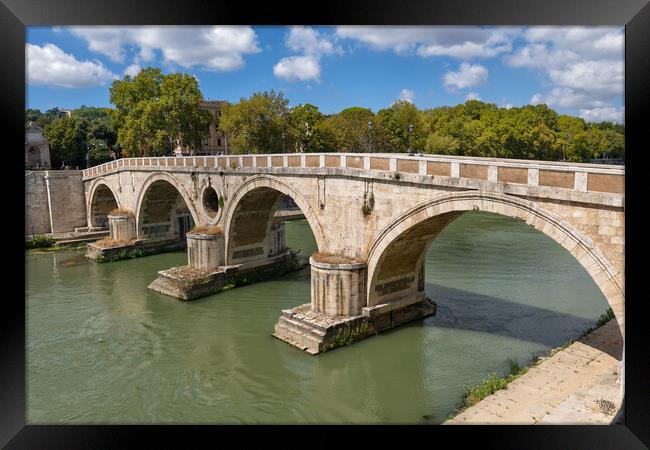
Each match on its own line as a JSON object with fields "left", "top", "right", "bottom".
{"left": 82, "top": 153, "right": 624, "bottom": 354}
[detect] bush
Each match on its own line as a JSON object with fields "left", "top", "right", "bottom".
{"left": 455, "top": 358, "right": 528, "bottom": 413}
{"left": 28, "top": 235, "right": 55, "bottom": 249}
{"left": 597, "top": 308, "right": 615, "bottom": 327}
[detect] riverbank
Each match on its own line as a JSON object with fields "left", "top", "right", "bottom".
{"left": 444, "top": 318, "right": 623, "bottom": 424}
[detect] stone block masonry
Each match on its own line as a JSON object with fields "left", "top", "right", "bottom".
{"left": 25, "top": 170, "right": 87, "bottom": 236}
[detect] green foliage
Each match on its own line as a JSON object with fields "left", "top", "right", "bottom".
{"left": 455, "top": 358, "right": 528, "bottom": 413}
{"left": 109, "top": 67, "right": 211, "bottom": 157}
{"left": 329, "top": 107, "right": 375, "bottom": 152}
{"left": 45, "top": 116, "right": 88, "bottom": 168}
{"left": 220, "top": 90, "right": 290, "bottom": 154}
{"left": 97, "top": 247, "right": 145, "bottom": 263}
{"left": 324, "top": 318, "right": 372, "bottom": 351}
{"left": 31, "top": 85, "right": 624, "bottom": 162}
{"left": 26, "top": 107, "right": 67, "bottom": 130}
{"left": 375, "top": 100, "right": 426, "bottom": 152}
{"left": 287, "top": 103, "right": 333, "bottom": 152}
{"left": 362, "top": 191, "right": 375, "bottom": 216}
{"left": 31, "top": 105, "right": 119, "bottom": 168}
{"left": 597, "top": 308, "right": 615, "bottom": 327}
{"left": 26, "top": 235, "right": 56, "bottom": 249}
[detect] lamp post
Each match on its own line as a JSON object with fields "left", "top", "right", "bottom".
{"left": 368, "top": 121, "right": 373, "bottom": 153}
{"left": 282, "top": 132, "right": 286, "bottom": 153}
{"left": 304, "top": 122, "right": 311, "bottom": 153}
{"left": 86, "top": 147, "right": 90, "bottom": 169}
{"left": 243, "top": 130, "right": 248, "bottom": 154}
{"left": 408, "top": 124, "right": 413, "bottom": 155}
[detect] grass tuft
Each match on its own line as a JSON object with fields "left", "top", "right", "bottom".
{"left": 109, "top": 208, "right": 134, "bottom": 216}
{"left": 189, "top": 225, "right": 223, "bottom": 235}
{"left": 93, "top": 238, "right": 133, "bottom": 248}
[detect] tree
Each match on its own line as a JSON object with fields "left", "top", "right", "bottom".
{"left": 45, "top": 116, "right": 88, "bottom": 168}
{"left": 375, "top": 100, "right": 426, "bottom": 153}
{"left": 326, "top": 107, "right": 374, "bottom": 152}
{"left": 109, "top": 67, "right": 211, "bottom": 157}
{"left": 424, "top": 132, "right": 460, "bottom": 154}
{"left": 220, "top": 90, "right": 290, "bottom": 154}
{"left": 288, "top": 103, "right": 332, "bottom": 152}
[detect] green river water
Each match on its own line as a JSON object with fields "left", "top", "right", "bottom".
{"left": 26, "top": 212, "right": 609, "bottom": 424}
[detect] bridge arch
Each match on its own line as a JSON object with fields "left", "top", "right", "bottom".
{"left": 223, "top": 175, "right": 325, "bottom": 264}
{"left": 87, "top": 178, "right": 120, "bottom": 228}
{"left": 135, "top": 172, "right": 200, "bottom": 242}
{"left": 366, "top": 191, "right": 624, "bottom": 333}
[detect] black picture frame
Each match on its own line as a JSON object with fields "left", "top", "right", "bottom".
{"left": 3, "top": 0, "right": 649, "bottom": 447}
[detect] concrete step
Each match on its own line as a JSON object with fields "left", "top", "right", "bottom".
{"left": 277, "top": 316, "right": 327, "bottom": 339}
{"left": 273, "top": 323, "right": 321, "bottom": 355}
{"left": 274, "top": 320, "right": 323, "bottom": 346}
{"left": 54, "top": 234, "right": 109, "bottom": 246}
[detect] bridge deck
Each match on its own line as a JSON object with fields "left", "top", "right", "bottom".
{"left": 83, "top": 153, "right": 624, "bottom": 207}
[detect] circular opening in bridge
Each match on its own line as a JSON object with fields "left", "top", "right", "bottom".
{"left": 202, "top": 186, "right": 220, "bottom": 218}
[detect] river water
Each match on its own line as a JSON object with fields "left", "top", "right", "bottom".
{"left": 26, "top": 212, "right": 609, "bottom": 424}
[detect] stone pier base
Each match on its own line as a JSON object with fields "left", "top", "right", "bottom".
{"left": 148, "top": 250, "right": 307, "bottom": 301}
{"left": 86, "top": 238, "right": 185, "bottom": 262}
{"left": 273, "top": 296, "right": 437, "bottom": 354}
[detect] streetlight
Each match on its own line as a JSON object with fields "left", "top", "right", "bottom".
{"left": 86, "top": 146, "right": 90, "bottom": 169}
{"left": 408, "top": 124, "right": 413, "bottom": 156}
{"left": 243, "top": 130, "right": 248, "bottom": 154}
{"left": 304, "top": 122, "right": 311, "bottom": 153}
{"left": 281, "top": 132, "right": 286, "bottom": 153}
{"left": 368, "top": 121, "right": 373, "bottom": 153}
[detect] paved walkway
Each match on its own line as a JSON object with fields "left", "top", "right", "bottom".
{"left": 445, "top": 319, "right": 623, "bottom": 425}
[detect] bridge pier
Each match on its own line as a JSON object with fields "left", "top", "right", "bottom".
{"left": 273, "top": 256, "right": 437, "bottom": 354}
{"left": 109, "top": 213, "right": 136, "bottom": 241}
{"left": 148, "top": 222, "right": 306, "bottom": 301}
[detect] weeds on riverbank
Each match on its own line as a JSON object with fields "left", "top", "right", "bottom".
{"left": 26, "top": 236, "right": 87, "bottom": 252}
{"left": 453, "top": 358, "right": 528, "bottom": 416}
{"left": 96, "top": 248, "right": 144, "bottom": 263}
{"left": 447, "top": 307, "right": 617, "bottom": 421}
{"left": 25, "top": 235, "right": 55, "bottom": 249}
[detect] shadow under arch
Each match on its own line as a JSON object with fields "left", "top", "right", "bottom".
{"left": 134, "top": 172, "right": 201, "bottom": 237}
{"left": 366, "top": 191, "right": 624, "bottom": 335}
{"left": 223, "top": 175, "right": 326, "bottom": 265}
{"left": 135, "top": 174, "right": 199, "bottom": 243}
{"left": 87, "top": 178, "right": 120, "bottom": 228}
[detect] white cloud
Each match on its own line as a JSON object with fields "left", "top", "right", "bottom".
{"left": 273, "top": 55, "right": 321, "bottom": 82}
{"left": 123, "top": 63, "right": 141, "bottom": 77}
{"left": 579, "top": 106, "right": 624, "bottom": 123}
{"left": 68, "top": 26, "right": 261, "bottom": 71}
{"left": 274, "top": 26, "right": 340, "bottom": 83}
{"left": 443, "top": 63, "right": 488, "bottom": 91}
{"left": 26, "top": 43, "right": 117, "bottom": 88}
{"left": 336, "top": 26, "right": 520, "bottom": 59}
{"left": 465, "top": 91, "right": 481, "bottom": 101}
{"left": 286, "top": 26, "right": 342, "bottom": 56}
{"left": 399, "top": 88, "right": 415, "bottom": 103}
{"left": 507, "top": 26, "right": 623, "bottom": 116}
{"left": 548, "top": 60, "right": 622, "bottom": 95}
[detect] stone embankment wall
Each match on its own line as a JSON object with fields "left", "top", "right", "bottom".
{"left": 25, "top": 170, "right": 87, "bottom": 236}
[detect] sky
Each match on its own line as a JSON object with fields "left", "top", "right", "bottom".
{"left": 26, "top": 26, "right": 624, "bottom": 123}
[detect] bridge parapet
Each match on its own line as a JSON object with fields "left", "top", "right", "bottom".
{"left": 83, "top": 153, "right": 624, "bottom": 207}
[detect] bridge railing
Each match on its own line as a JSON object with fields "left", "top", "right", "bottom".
{"left": 83, "top": 153, "right": 624, "bottom": 196}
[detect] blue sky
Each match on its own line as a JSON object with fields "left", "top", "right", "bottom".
{"left": 26, "top": 26, "right": 624, "bottom": 123}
